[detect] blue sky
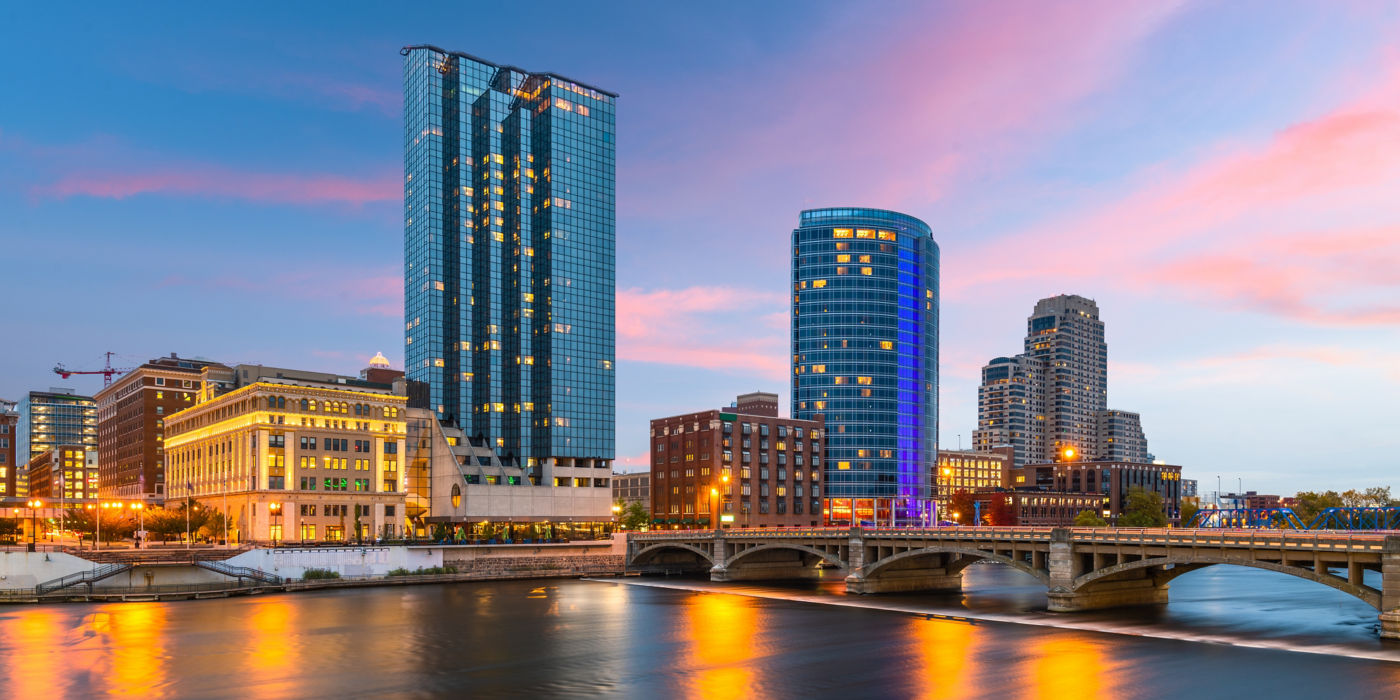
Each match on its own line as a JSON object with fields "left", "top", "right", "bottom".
{"left": 2, "top": 1, "right": 1398, "bottom": 495}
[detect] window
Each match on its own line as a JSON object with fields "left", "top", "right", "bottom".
{"left": 155, "top": 377, "right": 165, "bottom": 386}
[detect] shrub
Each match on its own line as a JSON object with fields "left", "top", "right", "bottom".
{"left": 387, "top": 565, "right": 459, "bottom": 577}
{"left": 302, "top": 568, "right": 341, "bottom": 580}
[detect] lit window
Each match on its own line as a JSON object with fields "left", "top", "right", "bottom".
{"left": 837, "top": 461, "right": 850, "bottom": 470}
{"left": 812, "top": 279, "right": 827, "bottom": 288}
{"left": 878, "top": 231, "right": 897, "bottom": 241}
{"left": 858, "top": 255, "right": 871, "bottom": 263}
{"left": 836, "top": 267, "right": 848, "bottom": 275}
{"left": 860, "top": 267, "right": 873, "bottom": 275}
{"left": 812, "top": 365, "right": 825, "bottom": 373}
{"left": 880, "top": 341, "right": 894, "bottom": 350}
{"left": 833, "top": 229, "right": 853, "bottom": 238}
{"left": 855, "top": 229, "right": 875, "bottom": 239}
{"left": 836, "top": 254, "right": 851, "bottom": 263}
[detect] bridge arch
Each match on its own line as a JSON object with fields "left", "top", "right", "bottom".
{"left": 629, "top": 542, "right": 714, "bottom": 567}
{"left": 724, "top": 543, "right": 846, "bottom": 570}
{"left": 1072, "top": 555, "right": 1382, "bottom": 609}
{"left": 861, "top": 545, "right": 1050, "bottom": 585}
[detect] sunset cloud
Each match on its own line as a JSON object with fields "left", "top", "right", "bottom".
{"left": 617, "top": 286, "right": 789, "bottom": 378}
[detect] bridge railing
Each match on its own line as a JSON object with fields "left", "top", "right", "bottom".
{"left": 1068, "top": 528, "right": 1390, "bottom": 551}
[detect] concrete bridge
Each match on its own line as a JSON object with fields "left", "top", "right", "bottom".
{"left": 627, "top": 526, "right": 1400, "bottom": 638}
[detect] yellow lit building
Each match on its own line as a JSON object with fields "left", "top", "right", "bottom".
{"left": 932, "top": 448, "right": 1011, "bottom": 504}
{"left": 165, "top": 367, "right": 407, "bottom": 543}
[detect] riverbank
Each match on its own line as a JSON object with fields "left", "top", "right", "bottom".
{"left": 0, "top": 537, "right": 627, "bottom": 603}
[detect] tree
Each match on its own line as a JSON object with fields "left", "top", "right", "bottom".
{"left": 1291, "top": 490, "right": 1343, "bottom": 524}
{"left": 1074, "top": 510, "right": 1108, "bottom": 527}
{"left": 986, "top": 496, "right": 1016, "bottom": 526}
{"left": 0, "top": 518, "right": 20, "bottom": 543}
{"left": 1120, "top": 488, "right": 1168, "bottom": 527}
{"left": 947, "top": 490, "right": 976, "bottom": 525}
{"left": 1180, "top": 500, "right": 1200, "bottom": 527}
{"left": 65, "top": 507, "right": 138, "bottom": 543}
{"left": 620, "top": 501, "right": 650, "bottom": 531}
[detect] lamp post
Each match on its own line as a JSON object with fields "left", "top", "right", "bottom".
{"left": 269, "top": 502, "right": 282, "bottom": 546}
{"left": 710, "top": 487, "right": 719, "bottom": 532}
{"left": 132, "top": 502, "right": 144, "bottom": 548}
{"left": 26, "top": 499, "right": 42, "bottom": 552}
{"left": 610, "top": 503, "right": 621, "bottom": 533}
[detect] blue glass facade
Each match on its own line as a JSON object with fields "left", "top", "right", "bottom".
{"left": 402, "top": 45, "right": 616, "bottom": 476}
{"left": 791, "top": 208, "right": 938, "bottom": 517}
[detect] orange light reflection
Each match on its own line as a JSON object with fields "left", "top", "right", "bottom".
{"left": 681, "top": 593, "right": 757, "bottom": 700}
{"left": 908, "top": 617, "right": 977, "bottom": 700}
{"left": 1027, "top": 637, "right": 1113, "bottom": 700}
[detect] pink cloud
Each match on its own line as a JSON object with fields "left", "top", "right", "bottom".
{"left": 625, "top": 1, "right": 1185, "bottom": 217}
{"left": 38, "top": 166, "right": 398, "bottom": 207}
{"left": 617, "top": 286, "right": 789, "bottom": 378}
{"left": 950, "top": 57, "right": 1400, "bottom": 326}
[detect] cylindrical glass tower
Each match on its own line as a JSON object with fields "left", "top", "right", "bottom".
{"left": 791, "top": 207, "right": 938, "bottom": 526}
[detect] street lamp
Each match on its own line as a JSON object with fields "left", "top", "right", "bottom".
{"left": 1062, "top": 447, "right": 1077, "bottom": 462}
{"left": 268, "top": 502, "right": 282, "bottom": 546}
{"left": 610, "top": 503, "right": 621, "bottom": 532}
{"left": 710, "top": 487, "right": 719, "bottom": 532}
{"left": 26, "top": 499, "right": 42, "bottom": 552}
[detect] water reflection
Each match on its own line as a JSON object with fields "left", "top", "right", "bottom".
{"left": 243, "top": 598, "right": 295, "bottom": 698}
{"left": 908, "top": 617, "right": 977, "bottom": 700}
{"left": 1028, "top": 637, "right": 1110, "bottom": 700}
{"left": 93, "top": 603, "right": 169, "bottom": 698}
{"left": 681, "top": 592, "right": 757, "bottom": 699}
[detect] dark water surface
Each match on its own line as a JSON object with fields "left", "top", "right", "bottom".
{"left": 1, "top": 565, "right": 1398, "bottom": 699}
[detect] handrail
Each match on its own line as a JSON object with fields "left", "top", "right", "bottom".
{"left": 195, "top": 560, "right": 283, "bottom": 584}
{"left": 35, "top": 563, "right": 132, "bottom": 595}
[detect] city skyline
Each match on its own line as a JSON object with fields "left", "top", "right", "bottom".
{"left": 2, "top": 2, "right": 1398, "bottom": 494}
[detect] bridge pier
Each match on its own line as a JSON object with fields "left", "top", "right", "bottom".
{"left": 711, "top": 548, "right": 824, "bottom": 582}
{"left": 845, "top": 567, "right": 962, "bottom": 595}
{"left": 1381, "top": 539, "right": 1400, "bottom": 639}
{"left": 1047, "top": 573, "right": 1169, "bottom": 612}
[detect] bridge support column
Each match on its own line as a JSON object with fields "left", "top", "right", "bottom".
{"left": 845, "top": 551, "right": 966, "bottom": 595}
{"left": 711, "top": 548, "right": 825, "bottom": 582}
{"left": 1046, "top": 528, "right": 1167, "bottom": 612}
{"left": 1047, "top": 573, "right": 1168, "bottom": 612}
{"left": 1381, "top": 537, "right": 1400, "bottom": 640}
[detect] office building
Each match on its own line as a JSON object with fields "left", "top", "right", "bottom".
{"left": 95, "top": 353, "right": 221, "bottom": 498}
{"left": 21, "top": 389, "right": 97, "bottom": 460}
{"left": 651, "top": 392, "right": 825, "bottom": 529}
{"left": 969, "top": 490, "right": 1107, "bottom": 526}
{"left": 24, "top": 446, "right": 97, "bottom": 503}
{"left": 974, "top": 295, "right": 1152, "bottom": 468}
{"left": 0, "top": 400, "right": 16, "bottom": 498}
{"left": 612, "top": 471, "right": 649, "bottom": 510}
{"left": 165, "top": 363, "right": 408, "bottom": 543}
{"left": 791, "top": 207, "right": 939, "bottom": 525}
{"left": 402, "top": 44, "right": 617, "bottom": 523}
{"left": 932, "top": 447, "right": 1012, "bottom": 503}
{"left": 1013, "top": 459, "right": 1183, "bottom": 523}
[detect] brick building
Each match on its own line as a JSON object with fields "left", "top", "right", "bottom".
{"left": 933, "top": 447, "right": 1013, "bottom": 502}
{"left": 24, "top": 445, "right": 98, "bottom": 503}
{"left": 0, "top": 400, "right": 16, "bottom": 498}
{"left": 970, "top": 490, "right": 1107, "bottom": 526}
{"left": 1013, "top": 459, "right": 1183, "bottom": 523}
{"left": 95, "top": 353, "right": 223, "bottom": 498}
{"left": 651, "top": 392, "right": 825, "bottom": 529}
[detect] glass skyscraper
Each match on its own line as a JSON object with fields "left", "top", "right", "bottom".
{"left": 402, "top": 45, "right": 616, "bottom": 482}
{"left": 791, "top": 208, "right": 938, "bottom": 525}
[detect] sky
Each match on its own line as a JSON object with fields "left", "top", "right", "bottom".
{"left": 1, "top": 1, "right": 1397, "bottom": 495}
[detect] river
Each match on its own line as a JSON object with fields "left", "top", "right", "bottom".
{"left": 1, "top": 565, "right": 1397, "bottom": 698}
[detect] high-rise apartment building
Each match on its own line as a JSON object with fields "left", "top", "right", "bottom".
{"left": 974, "top": 295, "right": 1149, "bottom": 467}
{"left": 402, "top": 45, "right": 616, "bottom": 520}
{"left": 1023, "top": 294, "right": 1106, "bottom": 462}
{"left": 95, "top": 354, "right": 221, "bottom": 498}
{"left": 791, "top": 208, "right": 938, "bottom": 525}
{"left": 0, "top": 400, "right": 17, "bottom": 498}
{"left": 1094, "top": 409, "right": 1148, "bottom": 463}
{"left": 972, "top": 355, "right": 1045, "bottom": 468}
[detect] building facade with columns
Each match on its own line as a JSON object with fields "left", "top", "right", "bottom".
{"left": 164, "top": 365, "right": 407, "bottom": 543}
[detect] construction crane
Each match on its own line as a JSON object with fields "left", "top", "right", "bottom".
{"left": 53, "top": 351, "right": 133, "bottom": 388}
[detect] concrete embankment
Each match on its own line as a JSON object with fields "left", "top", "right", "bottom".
{"left": 0, "top": 536, "right": 627, "bottom": 603}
